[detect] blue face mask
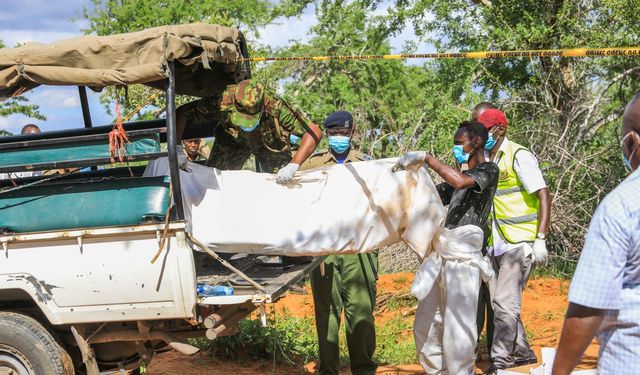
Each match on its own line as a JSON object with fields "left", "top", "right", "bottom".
{"left": 485, "top": 133, "right": 497, "bottom": 150}
{"left": 239, "top": 119, "right": 261, "bottom": 132}
{"left": 452, "top": 144, "right": 470, "bottom": 164}
{"left": 328, "top": 136, "right": 351, "bottom": 154}
{"left": 289, "top": 134, "right": 301, "bottom": 145}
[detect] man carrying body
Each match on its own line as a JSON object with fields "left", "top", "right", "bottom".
{"left": 477, "top": 109, "right": 551, "bottom": 374}
{"left": 553, "top": 94, "right": 640, "bottom": 375}
{"left": 182, "top": 138, "right": 210, "bottom": 162}
{"left": 396, "top": 121, "right": 499, "bottom": 374}
{"left": 471, "top": 101, "right": 498, "bottom": 362}
{"left": 177, "top": 79, "right": 322, "bottom": 183}
{"left": 300, "top": 111, "right": 378, "bottom": 375}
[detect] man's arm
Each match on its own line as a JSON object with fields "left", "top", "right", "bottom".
{"left": 535, "top": 187, "right": 551, "bottom": 235}
{"left": 291, "top": 122, "right": 323, "bottom": 165}
{"left": 552, "top": 303, "right": 605, "bottom": 375}
{"left": 425, "top": 154, "right": 477, "bottom": 189}
{"left": 513, "top": 150, "right": 551, "bottom": 235}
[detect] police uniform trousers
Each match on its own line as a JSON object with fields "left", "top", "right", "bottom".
{"left": 311, "top": 252, "right": 378, "bottom": 375}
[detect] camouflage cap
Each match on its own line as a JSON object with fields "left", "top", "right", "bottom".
{"left": 229, "top": 79, "right": 265, "bottom": 128}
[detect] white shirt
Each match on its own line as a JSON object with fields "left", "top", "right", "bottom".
{"left": 486, "top": 137, "right": 546, "bottom": 256}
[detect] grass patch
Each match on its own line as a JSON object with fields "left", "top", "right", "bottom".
{"left": 392, "top": 275, "right": 409, "bottom": 286}
{"left": 193, "top": 303, "right": 418, "bottom": 367}
{"left": 531, "top": 258, "right": 577, "bottom": 280}
{"left": 384, "top": 293, "right": 417, "bottom": 312}
{"left": 192, "top": 308, "right": 317, "bottom": 367}
{"left": 375, "top": 317, "right": 417, "bottom": 365}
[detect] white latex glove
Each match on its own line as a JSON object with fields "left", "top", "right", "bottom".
{"left": 532, "top": 238, "right": 548, "bottom": 266}
{"left": 275, "top": 163, "right": 300, "bottom": 184}
{"left": 394, "top": 151, "right": 427, "bottom": 170}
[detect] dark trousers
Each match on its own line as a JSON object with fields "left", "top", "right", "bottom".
{"left": 311, "top": 253, "right": 378, "bottom": 375}
{"left": 476, "top": 281, "right": 494, "bottom": 356}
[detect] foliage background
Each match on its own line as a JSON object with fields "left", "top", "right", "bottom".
{"left": 3, "top": 0, "right": 633, "bottom": 274}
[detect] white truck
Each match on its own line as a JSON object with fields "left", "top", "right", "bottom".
{"left": 0, "top": 23, "right": 319, "bottom": 374}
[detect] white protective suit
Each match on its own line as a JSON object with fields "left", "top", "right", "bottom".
{"left": 411, "top": 225, "right": 494, "bottom": 375}
{"left": 191, "top": 158, "right": 446, "bottom": 258}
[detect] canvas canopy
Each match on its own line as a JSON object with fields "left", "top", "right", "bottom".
{"left": 0, "top": 23, "right": 247, "bottom": 99}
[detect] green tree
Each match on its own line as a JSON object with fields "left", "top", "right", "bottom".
{"left": 82, "top": 0, "right": 638, "bottom": 272}
{"left": 0, "top": 40, "right": 46, "bottom": 129}
{"left": 257, "top": 0, "right": 470, "bottom": 160}
{"left": 374, "top": 0, "right": 640, "bottom": 271}
{"left": 83, "top": 0, "right": 277, "bottom": 36}
{"left": 263, "top": 0, "right": 640, "bottom": 273}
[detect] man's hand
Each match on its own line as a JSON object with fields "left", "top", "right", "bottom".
{"left": 532, "top": 238, "right": 548, "bottom": 266}
{"left": 394, "top": 151, "right": 427, "bottom": 170}
{"left": 553, "top": 303, "right": 605, "bottom": 375}
{"left": 276, "top": 163, "right": 300, "bottom": 184}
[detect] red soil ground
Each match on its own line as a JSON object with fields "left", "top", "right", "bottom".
{"left": 148, "top": 273, "right": 598, "bottom": 375}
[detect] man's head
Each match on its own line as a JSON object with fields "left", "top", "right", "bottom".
{"left": 21, "top": 124, "right": 41, "bottom": 135}
{"left": 621, "top": 93, "right": 640, "bottom": 171}
{"left": 453, "top": 121, "right": 488, "bottom": 164}
{"left": 228, "top": 79, "right": 265, "bottom": 131}
{"left": 471, "top": 102, "right": 497, "bottom": 121}
{"left": 324, "top": 111, "right": 353, "bottom": 154}
{"left": 182, "top": 138, "right": 202, "bottom": 160}
{"left": 477, "top": 109, "right": 508, "bottom": 149}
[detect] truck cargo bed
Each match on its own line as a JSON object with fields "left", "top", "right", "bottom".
{"left": 194, "top": 252, "right": 322, "bottom": 305}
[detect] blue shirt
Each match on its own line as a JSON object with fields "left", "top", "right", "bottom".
{"left": 568, "top": 168, "right": 640, "bottom": 374}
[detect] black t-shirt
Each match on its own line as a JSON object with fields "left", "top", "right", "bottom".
{"left": 436, "top": 162, "right": 499, "bottom": 230}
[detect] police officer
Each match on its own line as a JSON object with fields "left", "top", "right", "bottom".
{"left": 300, "top": 111, "right": 378, "bottom": 375}
{"left": 176, "top": 79, "right": 322, "bottom": 183}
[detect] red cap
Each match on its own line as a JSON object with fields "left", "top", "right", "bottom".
{"left": 478, "top": 109, "right": 508, "bottom": 129}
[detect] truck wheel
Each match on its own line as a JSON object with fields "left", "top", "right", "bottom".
{"left": 0, "top": 311, "right": 74, "bottom": 375}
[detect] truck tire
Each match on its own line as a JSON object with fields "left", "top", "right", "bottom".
{"left": 0, "top": 311, "right": 74, "bottom": 375}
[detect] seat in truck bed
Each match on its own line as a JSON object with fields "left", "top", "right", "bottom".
{"left": 0, "top": 176, "right": 170, "bottom": 233}
{"left": 0, "top": 124, "right": 170, "bottom": 234}
{"left": 0, "top": 135, "right": 160, "bottom": 169}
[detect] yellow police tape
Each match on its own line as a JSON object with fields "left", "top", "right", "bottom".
{"left": 240, "top": 47, "right": 640, "bottom": 62}
{"left": 122, "top": 91, "right": 162, "bottom": 123}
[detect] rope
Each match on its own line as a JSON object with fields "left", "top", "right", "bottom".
{"left": 150, "top": 183, "right": 173, "bottom": 264}
{"left": 108, "top": 97, "right": 130, "bottom": 163}
{"left": 108, "top": 90, "right": 161, "bottom": 163}
{"left": 0, "top": 169, "right": 82, "bottom": 196}
{"left": 238, "top": 47, "right": 640, "bottom": 63}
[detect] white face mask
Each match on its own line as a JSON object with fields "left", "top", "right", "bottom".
{"left": 621, "top": 131, "right": 640, "bottom": 172}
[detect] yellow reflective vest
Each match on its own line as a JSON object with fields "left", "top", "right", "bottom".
{"left": 492, "top": 140, "right": 540, "bottom": 244}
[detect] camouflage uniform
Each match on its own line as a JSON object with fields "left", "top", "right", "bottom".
{"left": 301, "top": 148, "right": 378, "bottom": 375}
{"left": 183, "top": 81, "right": 314, "bottom": 173}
